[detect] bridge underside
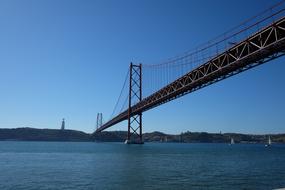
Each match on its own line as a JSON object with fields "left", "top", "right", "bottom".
{"left": 96, "top": 16, "right": 285, "bottom": 133}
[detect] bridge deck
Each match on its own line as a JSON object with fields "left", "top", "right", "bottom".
{"left": 96, "top": 16, "right": 285, "bottom": 133}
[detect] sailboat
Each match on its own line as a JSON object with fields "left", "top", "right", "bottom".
{"left": 229, "top": 137, "right": 235, "bottom": 145}
{"left": 265, "top": 136, "right": 272, "bottom": 147}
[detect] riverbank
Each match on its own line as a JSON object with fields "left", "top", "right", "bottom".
{"left": 0, "top": 128, "right": 284, "bottom": 143}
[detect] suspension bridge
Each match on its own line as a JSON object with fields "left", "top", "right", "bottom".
{"left": 95, "top": 1, "right": 285, "bottom": 144}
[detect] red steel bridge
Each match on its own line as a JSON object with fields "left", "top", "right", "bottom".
{"left": 96, "top": 1, "right": 285, "bottom": 144}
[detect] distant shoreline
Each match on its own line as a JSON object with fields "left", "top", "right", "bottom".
{"left": 0, "top": 127, "right": 284, "bottom": 143}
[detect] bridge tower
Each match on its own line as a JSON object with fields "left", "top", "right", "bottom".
{"left": 96, "top": 113, "right": 103, "bottom": 131}
{"left": 125, "top": 63, "right": 143, "bottom": 144}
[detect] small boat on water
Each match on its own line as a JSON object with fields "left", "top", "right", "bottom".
{"left": 229, "top": 137, "right": 235, "bottom": 145}
{"left": 265, "top": 136, "right": 272, "bottom": 147}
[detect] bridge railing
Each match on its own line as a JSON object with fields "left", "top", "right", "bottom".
{"left": 98, "top": 1, "right": 285, "bottom": 132}
{"left": 142, "top": 0, "right": 285, "bottom": 98}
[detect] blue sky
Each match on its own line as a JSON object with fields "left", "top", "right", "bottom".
{"left": 0, "top": 0, "right": 284, "bottom": 134}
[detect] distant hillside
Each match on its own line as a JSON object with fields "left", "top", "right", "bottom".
{"left": 0, "top": 128, "right": 284, "bottom": 143}
{"left": 0, "top": 128, "right": 91, "bottom": 141}
{"left": 92, "top": 131, "right": 285, "bottom": 144}
{"left": 92, "top": 131, "right": 126, "bottom": 142}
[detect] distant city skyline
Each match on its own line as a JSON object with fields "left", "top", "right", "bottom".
{"left": 0, "top": 0, "right": 284, "bottom": 134}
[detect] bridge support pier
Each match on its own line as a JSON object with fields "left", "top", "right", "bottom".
{"left": 125, "top": 63, "right": 144, "bottom": 144}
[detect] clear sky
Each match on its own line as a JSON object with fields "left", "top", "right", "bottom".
{"left": 0, "top": 0, "right": 284, "bottom": 134}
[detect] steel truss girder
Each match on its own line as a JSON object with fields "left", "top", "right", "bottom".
{"left": 96, "top": 16, "right": 285, "bottom": 133}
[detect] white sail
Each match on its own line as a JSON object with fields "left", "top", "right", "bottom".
{"left": 265, "top": 136, "right": 272, "bottom": 147}
{"left": 231, "top": 138, "right": 234, "bottom": 144}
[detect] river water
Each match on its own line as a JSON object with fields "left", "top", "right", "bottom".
{"left": 0, "top": 141, "right": 284, "bottom": 190}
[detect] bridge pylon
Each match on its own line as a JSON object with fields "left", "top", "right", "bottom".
{"left": 96, "top": 113, "right": 103, "bottom": 131}
{"left": 125, "top": 63, "right": 144, "bottom": 144}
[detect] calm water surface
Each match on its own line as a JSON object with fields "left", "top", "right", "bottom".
{"left": 0, "top": 141, "right": 284, "bottom": 190}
